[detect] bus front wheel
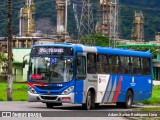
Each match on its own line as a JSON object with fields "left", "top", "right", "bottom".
{"left": 83, "top": 90, "right": 94, "bottom": 110}
{"left": 46, "top": 103, "right": 62, "bottom": 108}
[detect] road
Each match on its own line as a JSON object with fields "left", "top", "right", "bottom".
{"left": 0, "top": 102, "right": 152, "bottom": 120}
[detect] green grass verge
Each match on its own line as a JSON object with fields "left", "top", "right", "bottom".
{"left": 0, "top": 82, "right": 28, "bottom": 101}
{"left": 139, "top": 107, "right": 160, "bottom": 111}
{"left": 141, "top": 85, "right": 160, "bottom": 105}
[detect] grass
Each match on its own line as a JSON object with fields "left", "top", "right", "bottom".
{"left": 141, "top": 85, "right": 160, "bottom": 105}
{"left": 138, "top": 107, "right": 160, "bottom": 111}
{"left": 0, "top": 82, "right": 28, "bottom": 101}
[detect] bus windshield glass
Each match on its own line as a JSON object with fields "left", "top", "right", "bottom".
{"left": 29, "top": 57, "right": 74, "bottom": 83}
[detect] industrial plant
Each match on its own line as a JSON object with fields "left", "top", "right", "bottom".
{"left": 0, "top": 0, "right": 160, "bottom": 81}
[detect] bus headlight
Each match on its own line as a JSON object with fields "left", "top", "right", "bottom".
{"left": 28, "top": 86, "right": 37, "bottom": 94}
{"left": 61, "top": 86, "right": 74, "bottom": 95}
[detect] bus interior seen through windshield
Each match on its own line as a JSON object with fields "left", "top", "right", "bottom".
{"left": 29, "top": 57, "right": 74, "bottom": 83}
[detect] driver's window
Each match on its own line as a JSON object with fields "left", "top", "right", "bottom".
{"left": 76, "top": 56, "right": 86, "bottom": 79}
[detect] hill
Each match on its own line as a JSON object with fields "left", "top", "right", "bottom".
{"left": 0, "top": 0, "right": 160, "bottom": 41}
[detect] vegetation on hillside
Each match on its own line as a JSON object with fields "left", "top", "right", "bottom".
{"left": 0, "top": 0, "right": 160, "bottom": 41}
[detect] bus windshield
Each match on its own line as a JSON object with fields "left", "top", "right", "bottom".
{"left": 29, "top": 57, "right": 74, "bottom": 83}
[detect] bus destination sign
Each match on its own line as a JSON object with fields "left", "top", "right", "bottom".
{"left": 39, "top": 48, "right": 64, "bottom": 54}
{"left": 31, "top": 47, "right": 73, "bottom": 56}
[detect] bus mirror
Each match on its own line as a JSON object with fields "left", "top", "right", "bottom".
{"left": 23, "top": 54, "right": 29, "bottom": 68}
{"left": 77, "top": 58, "right": 81, "bottom": 65}
{"left": 23, "top": 61, "right": 25, "bottom": 68}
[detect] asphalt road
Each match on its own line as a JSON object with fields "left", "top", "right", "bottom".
{"left": 0, "top": 102, "right": 133, "bottom": 111}
{"left": 0, "top": 102, "right": 149, "bottom": 120}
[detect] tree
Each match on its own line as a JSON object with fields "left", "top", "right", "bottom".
{"left": 79, "top": 34, "right": 111, "bottom": 47}
{"left": 0, "top": 52, "right": 7, "bottom": 64}
{"left": 0, "top": 52, "right": 7, "bottom": 75}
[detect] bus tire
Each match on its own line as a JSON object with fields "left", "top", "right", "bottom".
{"left": 95, "top": 103, "right": 100, "bottom": 108}
{"left": 46, "top": 103, "right": 62, "bottom": 108}
{"left": 83, "top": 90, "right": 93, "bottom": 110}
{"left": 124, "top": 90, "right": 133, "bottom": 109}
{"left": 116, "top": 102, "right": 123, "bottom": 108}
{"left": 46, "top": 103, "right": 54, "bottom": 108}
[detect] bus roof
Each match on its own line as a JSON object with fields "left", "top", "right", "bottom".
{"left": 33, "top": 43, "right": 151, "bottom": 58}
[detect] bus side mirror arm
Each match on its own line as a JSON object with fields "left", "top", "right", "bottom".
{"left": 23, "top": 61, "right": 25, "bottom": 68}
{"left": 76, "top": 58, "right": 81, "bottom": 65}
{"left": 23, "top": 54, "right": 30, "bottom": 68}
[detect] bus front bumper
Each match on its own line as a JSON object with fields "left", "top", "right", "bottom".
{"left": 28, "top": 91, "right": 74, "bottom": 103}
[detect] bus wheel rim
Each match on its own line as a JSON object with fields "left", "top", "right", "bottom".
{"left": 87, "top": 92, "right": 91, "bottom": 109}
{"left": 127, "top": 95, "right": 132, "bottom": 106}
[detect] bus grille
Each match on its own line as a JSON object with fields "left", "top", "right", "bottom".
{"left": 39, "top": 91, "right": 59, "bottom": 95}
{"left": 36, "top": 86, "right": 63, "bottom": 90}
{"left": 40, "top": 96, "right": 57, "bottom": 100}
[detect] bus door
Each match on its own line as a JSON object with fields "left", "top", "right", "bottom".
{"left": 74, "top": 52, "right": 86, "bottom": 103}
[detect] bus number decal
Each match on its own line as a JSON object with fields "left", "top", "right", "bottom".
{"left": 57, "top": 84, "right": 63, "bottom": 87}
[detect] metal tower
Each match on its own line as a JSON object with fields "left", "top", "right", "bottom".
{"left": 96, "top": 0, "right": 109, "bottom": 36}
{"left": 56, "top": 0, "right": 70, "bottom": 42}
{"left": 19, "top": 0, "right": 35, "bottom": 36}
{"left": 79, "top": 0, "right": 94, "bottom": 38}
{"left": 73, "top": 1, "right": 81, "bottom": 32}
{"left": 132, "top": 11, "right": 144, "bottom": 42}
{"left": 96, "top": 0, "right": 119, "bottom": 47}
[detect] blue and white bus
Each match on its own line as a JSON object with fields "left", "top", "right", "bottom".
{"left": 27, "top": 43, "right": 153, "bottom": 110}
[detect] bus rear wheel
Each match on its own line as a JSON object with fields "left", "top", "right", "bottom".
{"left": 95, "top": 103, "right": 100, "bottom": 108}
{"left": 46, "top": 103, "right": 62, "bottom": 108}
{"left": 116, "top": 102, "right": 123, "bottom": 108}
{"left": 124, "top": 90, "right": 133, "bottom": 108}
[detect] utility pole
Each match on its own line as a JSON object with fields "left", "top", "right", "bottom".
{"left": 7, "top": 0, "right": 13, "bottom": 101}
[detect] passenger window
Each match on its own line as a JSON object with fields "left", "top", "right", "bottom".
{"left": 119, "top": 56, "right": 130, "bottom": 74}
{"left": 97, "top": 54, "right": 109, "bottom": 74}
{"left": 141, "top": 58, "right": 151, "bottom": 75}
{"left": 109, "top": 55, "right": 119, "bottom": 74}
{"left": 131, "top": 57, "right": 141, "bottom": 75}
{"left": 87, "top": 53, "right": 97, "bottom": 74}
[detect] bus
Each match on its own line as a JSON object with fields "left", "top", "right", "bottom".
{"left": 27, "top": 43, "right": 153, "bottom": 110}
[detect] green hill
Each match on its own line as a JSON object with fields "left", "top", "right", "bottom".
{"left": 0, "top": 0, "right": 160, "bottom": 41}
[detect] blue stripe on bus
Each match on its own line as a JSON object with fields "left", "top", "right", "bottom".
{"left": 102, "top": 75, "right": 111, "bottom": 103}
{"left": 74, "top": 80, "right": 84, "bottom": 104}
{"left": 106, "top": 75, "right": 116, "bottom": 102}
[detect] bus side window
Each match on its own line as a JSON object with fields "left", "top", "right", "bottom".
{"left": 131, "top": 57, "right": 141, "bottom": 75}
{"left": 119, "top": 56, "right": 129, "bottom": 74}
{"left": 109, "top": 55, "right": 119, "bottom": 74}
{"left": 128, "top": 62, "right": 132, "bottom": 74}
{"left": 141, "top": 58, "right": 151, "bottom": 75}
{"left": 97, "top": 54, "right": 109, "bottom": 74}
{"left": 87, "top": 53, "right": 97, "bottom": 74}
